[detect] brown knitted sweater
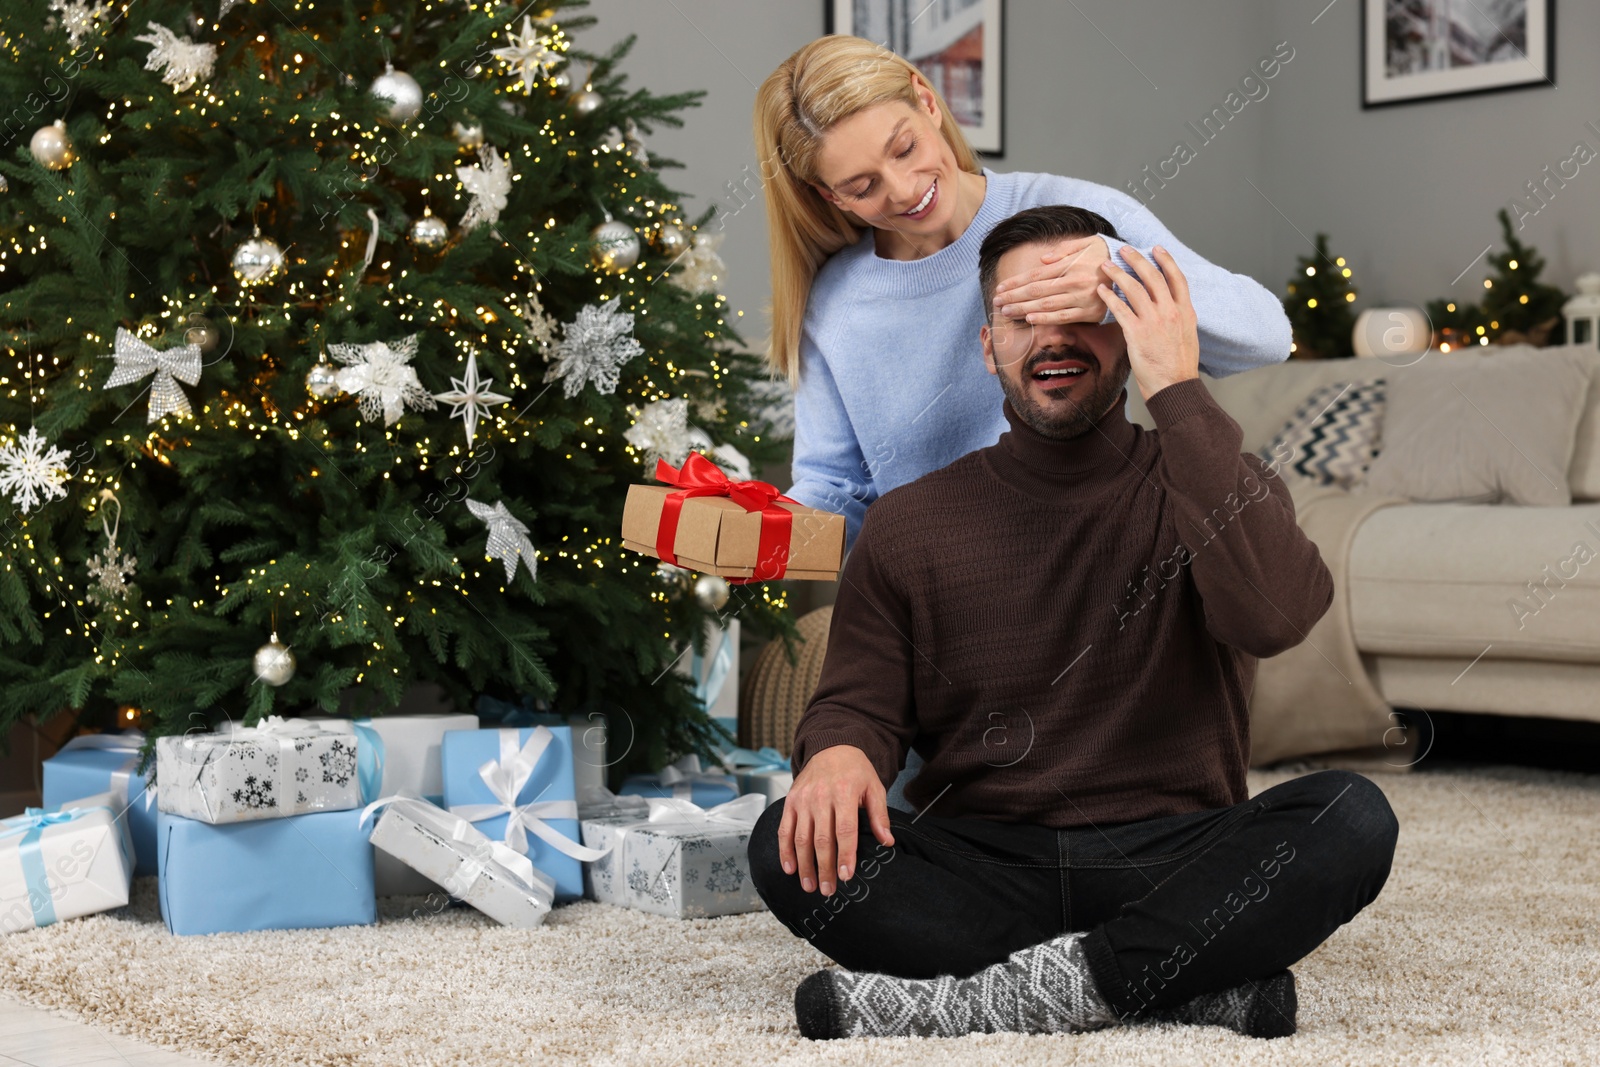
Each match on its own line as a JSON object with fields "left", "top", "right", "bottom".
{"left": 789, "top": 378, "right": 1334, "bottom": 827}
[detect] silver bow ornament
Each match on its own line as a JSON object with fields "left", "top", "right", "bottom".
{"left": 105, "top": 327, "right": 203, "bottom": 423}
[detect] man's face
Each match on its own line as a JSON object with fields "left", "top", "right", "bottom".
{"left": 981, "top": 241, "right": 1131, "bottom": 440}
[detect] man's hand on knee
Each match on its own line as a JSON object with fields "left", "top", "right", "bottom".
{"left": 778, "top": 744, "right": 896, "bottom": 896}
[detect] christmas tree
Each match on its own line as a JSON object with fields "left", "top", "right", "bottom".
{"left": 1282, "top": 233, "right": 1357, "bottom": 360}
{"left": 0, "top": 0, "right": 795, "bottom": 776}
{"left": 1426, "top": 208, "right": 1568, "bottom": 350}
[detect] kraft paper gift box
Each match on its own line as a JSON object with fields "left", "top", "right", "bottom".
{"left": 364, "top": 795, "right": 557, "bottom": 928}
{"left": 156, "top": 716, "right": 363, "bottom": 824}
{"left": 620, "top": 455, "right": 845, "bottom": 581}
{"left": 156, "top": 807, "right": 376, "bottom": 935}
{"left": 1, "top": 793, "right": 134, "bottom": 935}
{"left": 42, "top": 732, "right": 159, "bottom": 876}
{"left": 580, "top": 795, "right": 767, "bottom": 919}
{"left": 308, "top": 713, "right": 479, "bottom": 895}
{"left": 619, "top": 753, "right": 740, "bottom": 808}
{"left": 441, "top": 725, "right": 607, "bottom": 904}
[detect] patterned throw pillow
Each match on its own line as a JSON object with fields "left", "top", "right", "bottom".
{"left": 1256, "top": 380, "right": 1386, "bottom": 489}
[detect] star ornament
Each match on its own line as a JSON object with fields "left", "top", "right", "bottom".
{"left": 492, "top": 16, "right": 557, "bottom": 94}
{"left": 328, "top": 333, "right": 437, "bottom": 427}
{"left": 434, "top": 351, "right": 511, "bottom": 447}
{"left": 466, "top": 498, "right": 538, "bottom": 584}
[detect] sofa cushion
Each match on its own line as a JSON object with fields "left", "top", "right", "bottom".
{"left": 1358, "top": 347, "right": 1593, "bottom": 507}
{"left": 1257, "top": 380, "right": 1386, "bottom": 489}
{"left": 1348, "top": 501, "right": 1600, "bottom": 663}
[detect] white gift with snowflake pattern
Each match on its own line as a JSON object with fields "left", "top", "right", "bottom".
{"left": 155, "top": 719, "right": 365, "bottom": 824}
{"left": 579, "top": 812, "right": 765, "bottom": 920}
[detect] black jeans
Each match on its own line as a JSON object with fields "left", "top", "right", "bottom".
{"left": 747, "top": 768, "right": 1398, "bottom": 1021}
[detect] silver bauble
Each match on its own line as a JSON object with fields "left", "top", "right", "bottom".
{"left": 252, "top": 632, "right": 296, "bottom": 686}
{"left": 570, "top": 89, "right": 603, "bottom": 116}
{"left": 370, "top": 65, "right": 424, "bottom": 124}
{"left": 453, "top": 122, "right": 484, "bottom": 149}
{"left": 305, "top": 359, "right": 340, "bottom": 399}
{"left": 694, "top": 574, "right": 730, "bottom": 611}
{"left": 29, "top": 120, "right": 75, "bottom": 170}
{"left": 600, "top": 125, "right": 626, "bottom": 152}
{"left": 656, "top": 223, "right": 689, "bottom": 260}
{"left": 589, "top": 219, "right": 640, "bottom": 272}
{"left": 409, "top": 213, "right": 449, "bottom": 251}
{"left": 0, "top": 174, "right": 8, "bottom": 193}
{"left": 549, "top": 68, "right": 571, "bottom": 91}
{"left": 231, "top": 235, "right": 285, "bottom": 285}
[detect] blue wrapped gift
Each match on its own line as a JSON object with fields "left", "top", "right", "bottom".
{"left": 156, "top": 808, "right": 376, "bottom": 935}
{"left": 718, "top": 746, "right": 793, "bottom": 805}
{"left": 42, "top": 733, "right": 158, "bottom": 877}
{"left": 441, "top": 726, "right": 607, "bottom": 904}
{"left": 620, "top": 753, "right": 740, "bottom": 808}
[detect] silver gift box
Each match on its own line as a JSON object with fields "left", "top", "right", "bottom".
{"left": 580, "top": 796, "right": 767, "bottom": 919}
{"left": 155, "top": 718, "right": 362, "bottom": 824}
{"left": 367, "top": 797, "right": 555, "bottom": 928}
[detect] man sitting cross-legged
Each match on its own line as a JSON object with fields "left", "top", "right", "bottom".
{"left": 746, "top": 204, "right": 1400, "bottom": 1041}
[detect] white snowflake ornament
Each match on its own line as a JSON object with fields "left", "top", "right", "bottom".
{"left": 0, "top": 427, "right": 71, "bottom": 514}
{"left": 434, "top": 351, "right": 511, "bottom": 448}
{"left": 133, "top": 22, "right": 217, "bottom": 92}
{"left": 457, "top": 146, "right": 513, "bottom": 232}
{"left": 492, "top": 15, "right": 557, "bottom": 94}
{"left": 466, "top": 499, "right": 537, "bottom": 584}
{"left": 543, "top": 301, "right": 643, "bottom": 398}
{"left": 48, "top": 0, "right": 113, "bottom": 48}
{"left": 328, "top": 333, "right": 437, "bottom": 427}
{"left": 623, "top": 398, "right": 693, "bottom": 468}
{"left": 515, "top": 293, "right": 560, "bottom": 351}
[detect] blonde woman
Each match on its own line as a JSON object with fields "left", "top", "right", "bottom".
{"left": 755, "top": 35, "right": 1293, "bottom": 551}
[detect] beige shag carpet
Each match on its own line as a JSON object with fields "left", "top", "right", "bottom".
{"left": 2, "top": 764, "right": 1597, "bottom": 1067}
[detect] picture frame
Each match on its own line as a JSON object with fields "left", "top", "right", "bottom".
{"left": 1363, "top": 0, "right": 1554, "bottom": 108}
{"left": 825, "top": 0, "right": 1004, "bottom": 156}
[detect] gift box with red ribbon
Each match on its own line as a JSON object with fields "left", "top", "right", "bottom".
{"left": 621, "top": 454, "right": 844, "bottom": 582}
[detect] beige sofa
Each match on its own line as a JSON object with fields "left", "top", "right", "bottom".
{"left": 1127, "top": 343, "right": 1600, "bottom": 740}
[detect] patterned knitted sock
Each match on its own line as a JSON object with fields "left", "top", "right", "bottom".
{"left": 1135, "top": 969, "right": 1298, "bottom": 1039}
{"left": 794, "top": 931, "right": 1118, "bottom": 1039}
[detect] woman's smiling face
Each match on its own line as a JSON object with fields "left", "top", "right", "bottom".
{"left": 809, "top": 82, "right": 958, "bottom": 235}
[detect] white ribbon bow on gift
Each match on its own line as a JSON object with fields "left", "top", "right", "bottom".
{"left": 106, "top": 327, "right": 203, "bottom": 423}
{"left": 361, "top": 793, "right": 557, "bottom": 905}
{"left": 448, "top": 727, "right": 609, "bottom": 862}
{"left": 653, "top": 753, "right": 734, "bottom": 800}
{"left": 643, "top": 793, "right": 766, "bottom": 831}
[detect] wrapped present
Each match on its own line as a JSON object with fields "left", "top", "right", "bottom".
{"left": 441, "top": 726, "right": 607, "bottom": 903}
{"left": 581, "top": 795, "right": 767, "bottom": 919}
{"left": 524, "top": 712, "right": 609, "bottom": 799}
{"left": 156, "top": 715, "right": 363, "bottom": 824}
{"left": 42, "top": 732, "right": 159, "bottom": 876}
{"left": 680, "top": 619, "right": 739, "bottom": 746}
{"left": 716, "top": 746, "right": 793, "bottom": 805}
{"left": 621, "top": 454, "right": 845, "bottom": 582}
{"left": 156, "top": 807, "right": 376, "bottom": 935}
{"left": 2, "top": 793, "right": 134, "bottom": 935}
{"left": 363, "top": 795, "right": 557, "bottom": 928}
{"left": 308, "top": 713, "right": 479, "bottom": 895}
{"left": 576, "top": 784, "right": 650, "bottom": 822}
{"left": 619, "top": 753, "right": 740, "bottom": 807}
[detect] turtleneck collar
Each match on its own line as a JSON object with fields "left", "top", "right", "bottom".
{"left": 984, "top": 388, "right": 1143, "bottom": 497}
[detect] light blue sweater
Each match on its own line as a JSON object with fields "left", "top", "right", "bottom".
{"left": 784, "top": 166, "right": 1292, "bottom": 552}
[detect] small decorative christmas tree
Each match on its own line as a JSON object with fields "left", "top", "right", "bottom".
{"left": 1283, "top": 234, "right": 1357, "bottom": 359}
{"left": 1478, "top": 208, "right": 1566, "bottom": 346}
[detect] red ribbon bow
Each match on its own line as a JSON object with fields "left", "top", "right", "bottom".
{"left": 653, "top": 453, "right": 799, "bottom": 583}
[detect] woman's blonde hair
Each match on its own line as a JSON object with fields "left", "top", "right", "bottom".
{"left": 753, "top": 35, "right": 980, "bottom": 384}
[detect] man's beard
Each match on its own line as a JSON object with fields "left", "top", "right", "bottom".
{"left": 997, "top": 344, "right": 1132, "bottom": 440}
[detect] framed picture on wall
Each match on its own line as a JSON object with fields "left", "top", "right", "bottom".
{"left": 1363, "top": 0, "right": 1554, "bottom": 108}
{"left": 824, "top": 0, "right": 1004, "bottom": 156}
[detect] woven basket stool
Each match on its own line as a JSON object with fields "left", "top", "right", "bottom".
{"left": 739, "top": 605, "right": 833, "bottom": 756}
